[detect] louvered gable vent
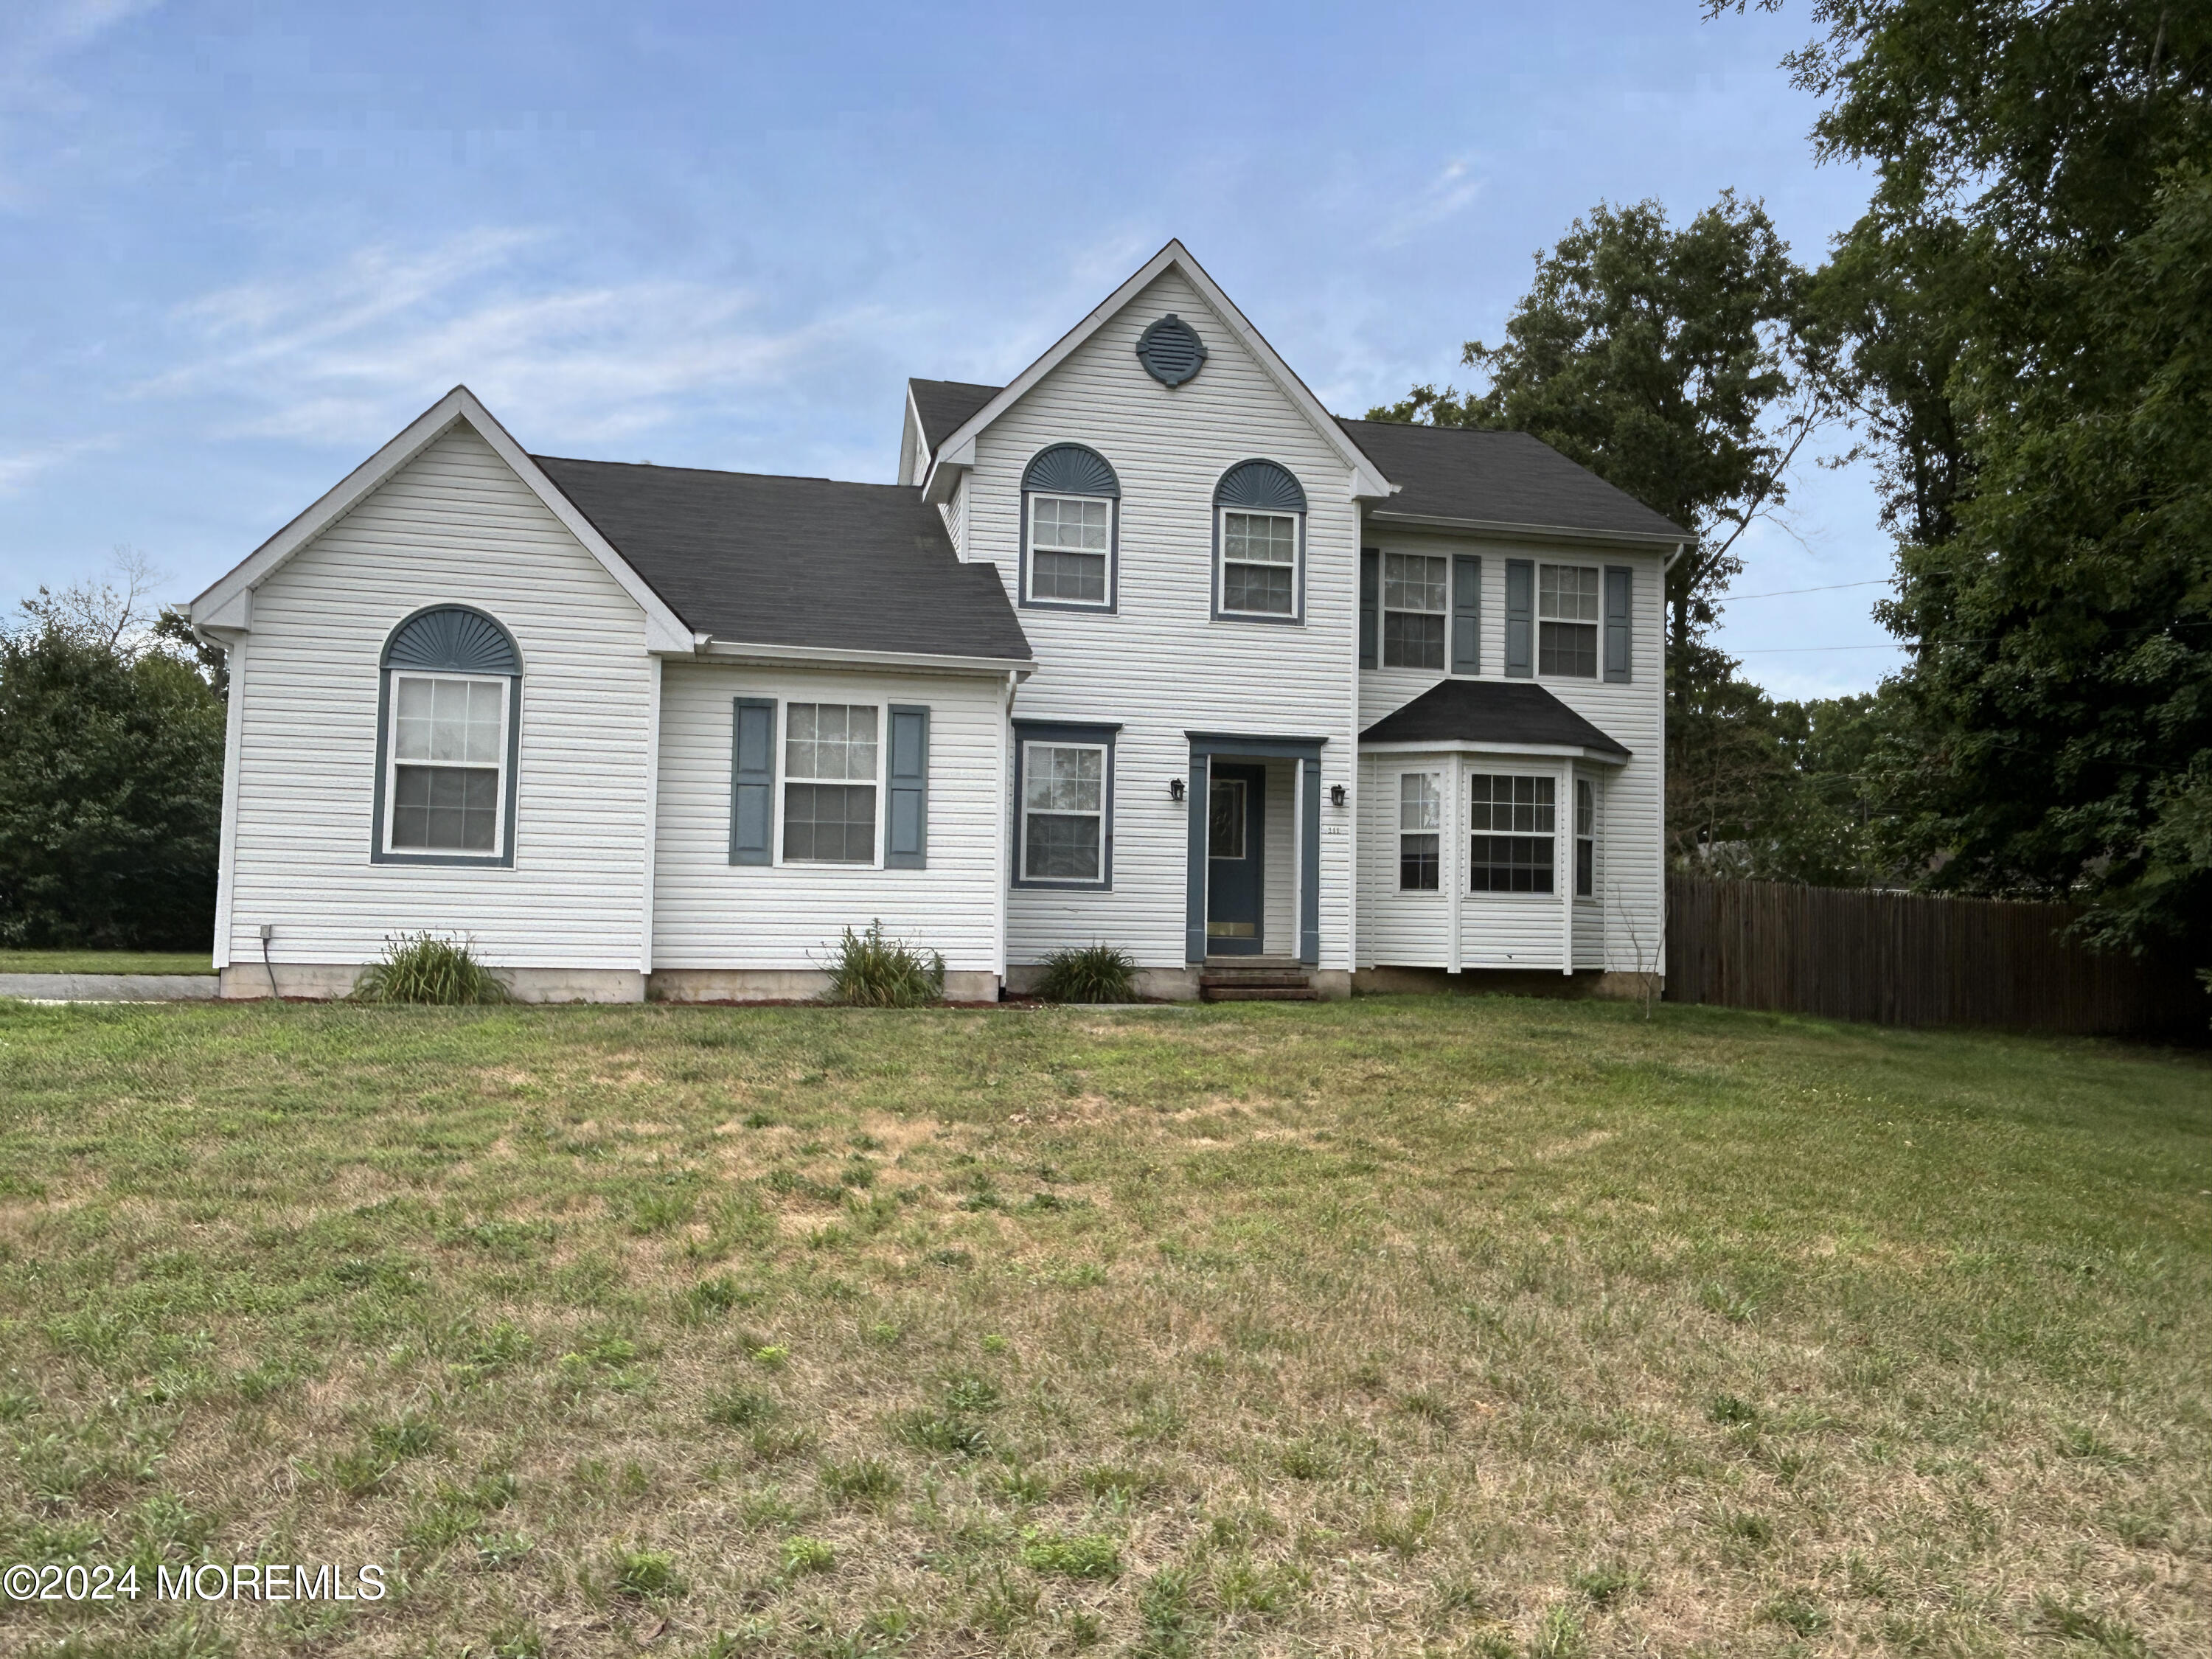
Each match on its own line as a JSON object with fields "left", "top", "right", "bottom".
{"left": 1135, "top": 313, "right": 1208, "bottom": 387}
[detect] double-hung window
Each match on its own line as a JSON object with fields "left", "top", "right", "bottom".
{"left": 1028, "top": 495, "right": 1111, "bottom": 605}
{"left": 1399, "top": 772, "right": 1441, "bottom": 891}
{"left": 1468, "top": 774, "right": 1555, "bottom": 893}
{"left": 1213, "top": 459, "right": 1307, "bottom": 622}
{"left": 1220, "top": 512, "right": 1298, "bottom": 616}
{"left": 1382, "top": 553, "right": 1448, "bottom": 669}
{"left": 1538, "top": 564, "right": 1601, "bottom": 677}
{"left": 375, "top": 605, "right": 522, "bottom": 864}
{"left": 1575, "top": 779, "right": 1595, "bottom": 897}
{"left": 1020, "top": 742, "right": 1107, "bottom": 883}
{"left": 388, "top": 675, "right": 508, "bottom": 852}
{"left": 783, "top": 703, "right": 879, "bottom": 863}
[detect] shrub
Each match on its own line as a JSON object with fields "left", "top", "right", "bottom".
{"left": 821, "top": 920, "right": 944, "bottom": 1007}
{"left": 1034, "top": 942, "right": 1136, "bottom": 1004}
{"left": 351, "top": 932, "right": 509, "bottom": 1004}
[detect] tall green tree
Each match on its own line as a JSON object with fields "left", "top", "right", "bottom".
{"left": 1718, "top": 0, "right": 2212, "bottom": 959}
{"left": 0, "top": 572, "right": 226, "bottom": 951}
{"left": 1368, "top": 192, "right": 1830, "bottom": 658}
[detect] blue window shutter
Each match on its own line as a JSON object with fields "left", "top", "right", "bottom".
{"left": 1505, "top": 559, "right": 1534, "bottom": 678}
{"left": 729, "top": 697, "right": 776, "bottom": 866}
{"left": 886, "top": 704, "right": 930, "bottom": 869}
{"left": 1452, "top": 554, "right": 1481, "bottom": 674}
{"left": 1359, "top": 549, "right": 1380, "bottom": 669}
{"left": 1604, "top": 565, "right": 1632, "bottom": 683}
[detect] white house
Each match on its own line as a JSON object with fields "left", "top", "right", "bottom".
{"left": 189, "top": 240, "right": 1683, "bottom": 1003}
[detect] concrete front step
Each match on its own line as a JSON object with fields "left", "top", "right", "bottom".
{"left": 1200, "top": 984, "right": 1321, "bottom": 1002}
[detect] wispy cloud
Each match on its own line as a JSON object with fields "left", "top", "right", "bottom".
{"left": 144, "top": 229, "right": 908, "bottom": 451}
{"left": 1376, "top": 160, "right": 1486, "bottom": 248}
{"left": 0, "top": 434, "right": 115, "bottom": 496}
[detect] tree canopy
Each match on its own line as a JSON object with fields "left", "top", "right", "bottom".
{"left": 0, "top": 571, "right": 226, "bottom": 951}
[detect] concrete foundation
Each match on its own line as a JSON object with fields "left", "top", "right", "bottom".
{"left": 647, "top": 968, "right": 1001, "bottom": 1004}
{"left": 219, "top": 963, "right": 646, "bottom": 1002}
{"left": 1352, "top": 965, "right": 1663, "bottom": 1001}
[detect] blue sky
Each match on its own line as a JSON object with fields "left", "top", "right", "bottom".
{"left": 2, "top": 0, "right": 1902, "bottom": 698}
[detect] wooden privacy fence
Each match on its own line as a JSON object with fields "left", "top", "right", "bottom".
{"left": 1663, "top": 876, "right": 2209, "bottom": 1038}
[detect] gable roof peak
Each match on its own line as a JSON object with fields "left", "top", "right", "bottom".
{"left": 917, "top": 239, "right": 1394, "bottom": 505}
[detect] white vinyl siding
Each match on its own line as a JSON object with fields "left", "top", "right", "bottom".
{"left": 966, "top": 268, "right": 1360, "bottom": 971}
{"left": 652, "top": 664, "right": 1006, "bottom": 973}
{"left": 221, "top": 421, "right": 655, "bottom": 971}
{"left": 1357, "top": 535, "right": 1665, "bottom": 975}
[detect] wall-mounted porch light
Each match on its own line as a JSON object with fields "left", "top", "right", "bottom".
{"left": 1169, "top": 778, "right": 1186, "bottom": 802}
{"left": 1329, "top": 784, "right": 1347, "bottom": 807}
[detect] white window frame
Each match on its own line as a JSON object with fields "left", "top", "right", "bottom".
{"left": 1216, "top": 507, "right": 1304, "bottom": 621}
{"left": 381, "top": 671, "right": 512, "bottom": 859}
{"left": 1537, "top": 563, "right": 1601, "bottom": 679}
{"left": 777, "top": 700, "right": 885, "bottom": 869}
{"left": 1024, "top": 491, "right": 1115, "bottom": 609}
{"left": 1397, "top": 771, "right": 1443, "bottom": 892}
{"left": 1382, "top": 552, "right": 1449, "bottom": 670}
{"left": 1467, "top": 771, "right": 1558, "bottom": 895}
{"left": 1019, "top": 740, "right": 1110, "bottom": 885}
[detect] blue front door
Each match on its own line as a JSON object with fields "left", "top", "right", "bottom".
{"left": 1206, "top": 764, "right": 1266, "bottom": 955}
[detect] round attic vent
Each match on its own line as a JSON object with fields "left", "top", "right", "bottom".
{"left": 1135, "top": 313, "right": 1208, "bottom": 388}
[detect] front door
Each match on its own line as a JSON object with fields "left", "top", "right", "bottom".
{"left": 1206, "top": 763, "right": 1266, "bottom": 955}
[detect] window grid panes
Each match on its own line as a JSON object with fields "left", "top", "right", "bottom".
{"left": 1220, "top": 511, "right": 1297, "bottom": 615}
{"left": 388, "top": 674, "right": 505, "bottom": 852}
{"left": 1576, "top": 779, "right": 1595, "bottom": 897}
{"left": 1469, "top": 773, "right": 1555, "bottom": 893}
{"left": 1538, "top": 563, "right": 1600, "bottom": 678}
{"left": 1399, "top": 772, "right": 1441, "bottom": 891}
{"left": 783, "top": 703, "right": 878, "bottom": 863}
{"left": 1022, "top": 743, "right": 1105, "bottom": 882}
{"left": 1382, "top": 553, "right": 1448, "bottom": 669}
{"left": 1208, "top": 779, "right": 1246, "bottom": 860}
{"left": 1029, "top": 493, "right": 1110, "bottom": 604}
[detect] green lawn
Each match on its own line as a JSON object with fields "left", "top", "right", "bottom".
{"left": 0, "top": 998, "right": 2205, "bottom": 1659}
{"left": 0, "top": 950, "right": 214, "bottom": 976}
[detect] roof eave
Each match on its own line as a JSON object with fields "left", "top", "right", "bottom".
{"left": 1363, "top": 510, "right": 1687, "bottom": 549}
{"left": 695, "top": 638, "right": 1034, "bottom": 679}
{"left": 1358, "top": 737, "right": 1632, "bottom": 765}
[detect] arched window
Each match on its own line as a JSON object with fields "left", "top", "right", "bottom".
{"left": 1212, "top": 460, "right": 1307, "bottom": 624}
{"left": 371, "top": 605, "right": 522, "bottom": 866}
{"left": 1020, "top": 443, "right": 1121, "bottom": 611}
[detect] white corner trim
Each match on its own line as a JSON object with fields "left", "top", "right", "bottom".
{"left": 923, "top": 240, "right": 1396, "bottom": 502}
{"left": 188, "top": 386, "right": 695, "bottom": 653}
{"left": 210, "top": 636, "right": 247, "bottom": 970}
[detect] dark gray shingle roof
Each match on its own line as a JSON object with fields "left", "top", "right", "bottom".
{"left": 534, "top": 456, "right": 1032, "bottom": 664}
{"left": 1360, "top": 678, "right": 1630, "bottom": 758}
{"left": 908, "top": 379, "right": 1003, "bottom": 453}
{"left": 1335, "top": 419, "right": 1687, "bottom": 541}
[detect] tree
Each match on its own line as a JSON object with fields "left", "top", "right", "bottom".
{"left": 1368, "top": 192, "right": 1832, "bottom": 658}
{"left": 0, "top": 563, "right": 226, "bottom": 951}
{"left": 1716, "top": 0, "right": 2212, "bottom": 960}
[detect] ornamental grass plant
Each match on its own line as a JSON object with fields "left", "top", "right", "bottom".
{"left": 821, "top": 920, "right": 945, "bottom": 1006}
{"left": 349, "top": 931, "right": 509, "bottom": 1005}
{"left": 1034, "top": 942, "right": 1137, "bottom": 1003}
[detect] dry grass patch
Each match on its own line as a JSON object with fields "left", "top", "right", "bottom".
{"left": 0, "top": 996, "right": 2205, "bottom": 1657}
